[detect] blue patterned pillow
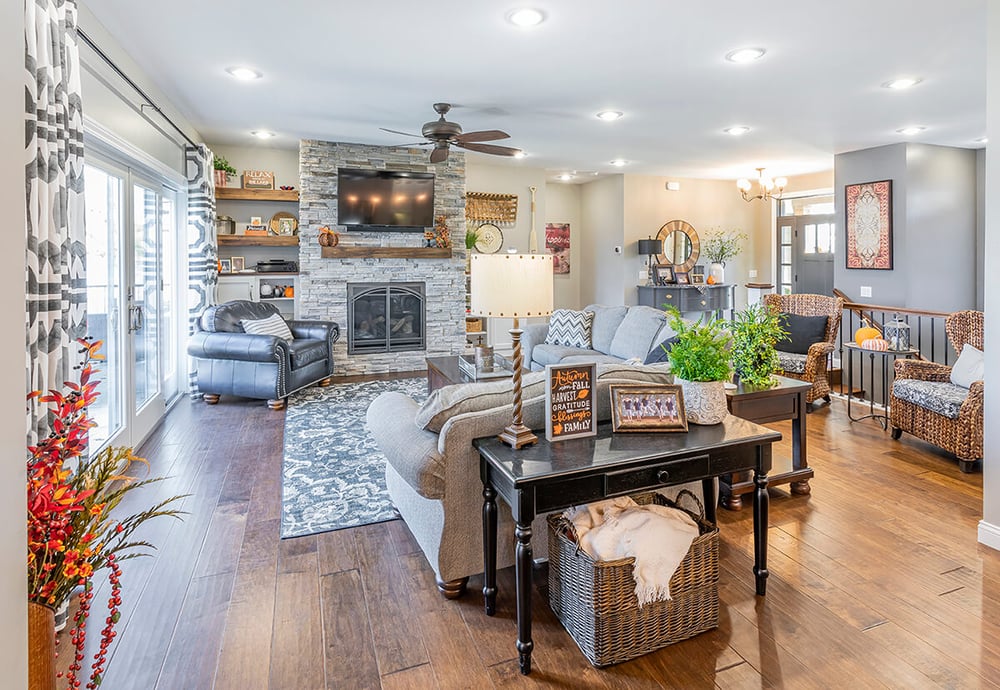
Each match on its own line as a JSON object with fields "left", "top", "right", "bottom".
{"left": 545, "top": 309, "right": 595, "bottom": 349}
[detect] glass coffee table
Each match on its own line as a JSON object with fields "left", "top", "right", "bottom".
{"left": 425, "top": 354, "right": 523, "bottom": 394}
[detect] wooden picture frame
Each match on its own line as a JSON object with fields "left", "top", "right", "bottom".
{"left": 610, "top": 384, "right": 688, "bottom": 432}
{"left": 231, "top": 256, "right": 245, "bottom": 272}
{"left": 691, "top": 273, "right": 705, "bottom": 284}
{"left": 545, "top": 362, "right": 597, "bottom": 442}
{"left": 653, "top": 264, "right": 675, "bottom": 285}
{"left": 219, "top": 258, "right": 232, "bottom": 274}
{"left": 675, "top": 271, "right": 690, "bottom": 285}
{"left": 845, "top": 179, "right": 893, "bottom": 270}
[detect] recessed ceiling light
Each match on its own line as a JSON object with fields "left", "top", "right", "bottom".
{"left": 882, "top": 77, "right": 922, "bottom": 90}
{"left": 226, "top": 66, "right": 262, "bottom": 81}
{"left": 610, "top": 159, "right": 627, "bottom": 167}
{"left": 558, "top": 173, "right": 574, "bottom": 181}
{"left": 897, "top": 126, "right": 925, "bottom": 136}
{"left": 596, "top": 110, "right": 623, "bottom": 121}
{"left": 725, "top": 47, "right": 766, "bottom": 64}
{"left": 251, "top": 130, "right": 275, "bottom": 139}
{"left": 513, "top": 150, "right": 527, "bottom": 159}
{"left": 506, "top": 8, "right": 545, "bottom": 27}
{"left": 724, "top": 126, "right": 751, "bottom": 136}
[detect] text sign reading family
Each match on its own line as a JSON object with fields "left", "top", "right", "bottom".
{"left": 545, "top": 363, "right": 597, "bottom": 442}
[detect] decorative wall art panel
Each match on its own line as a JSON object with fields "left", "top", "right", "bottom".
{"left": 845, "top": 180, "right": 892, "bottom": 270}
{"left": 545, "top": 223, "right": 570, "bottom": 274}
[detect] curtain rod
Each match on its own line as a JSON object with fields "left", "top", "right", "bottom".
{"left": 77, "top": 27, "right": 199, "bottom": 149}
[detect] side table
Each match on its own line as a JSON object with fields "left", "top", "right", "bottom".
{"left": 844, "top": 343, "right": 919, "bottom": 429}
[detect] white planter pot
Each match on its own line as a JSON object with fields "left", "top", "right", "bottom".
{"left": 674, "top": 377, "right": 728, "bottom": 425}
{"left": 709, "top": 262, "right": 725, "bottom": 284}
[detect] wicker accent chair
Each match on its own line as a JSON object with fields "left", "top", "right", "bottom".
{"left": 889, "top": 310, "right": 984, "bottom": 473}
{"left": 763, "top": 294, "right": 845, "bottom": 406}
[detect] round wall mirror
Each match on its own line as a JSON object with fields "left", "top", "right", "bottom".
{"left": 655, "top": 220, "right": 699, "bottom": 274}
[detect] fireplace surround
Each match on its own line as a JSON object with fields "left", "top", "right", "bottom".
{"left": 347, "top": 282, "right": 426, "bottom": 355}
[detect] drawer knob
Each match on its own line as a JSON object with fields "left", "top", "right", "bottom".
{"left": 665, "top": 294, "right": 673, "bottom": 299}
{"left": 701, "top": 300, "right": 707, "bottom": 306}
{"left": 656, "top": 469, "right": 671, "bottom": 483}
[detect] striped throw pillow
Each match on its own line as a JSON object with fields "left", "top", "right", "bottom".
{"left": 241, "top": 313, "right": 294, "bottom": 341}
{"left": 544, "top": 309, "right": 594, "bottom": 349}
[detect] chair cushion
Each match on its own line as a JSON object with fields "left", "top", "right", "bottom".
{"left": 775, "top": 313, "right": 828, "bottom": 355}
{"left": 950, "top": 344, "right": 984, "bottom": 389}
{"left": 241, "top": 313, "right": 294, "bottom": 340}
{"left": 608, "top": 306, "right": 669, "bottom": 360}
{"left": 585, "top": 304, "right": 629, "bottom": 354}
{"left": 644, "top": 335, "right": 679, "bottom": 365}
{"left": 532, "top": 344, "right": 606, "bottom": 367}
{"left": 892, "top": 379, "right": 967, "bottom": 420}
{"left": 776, "top": 351, "right": 808, "bottom": 374}
{"left": 287, "top": 339, "right": 326, "bottom": 369}
{"left": 544, "top": 309, "right": 595, "bottom": 349}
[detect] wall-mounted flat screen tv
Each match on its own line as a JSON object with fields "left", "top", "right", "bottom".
{"left": 337, "top": 169, "right": 435, "bottom": 231}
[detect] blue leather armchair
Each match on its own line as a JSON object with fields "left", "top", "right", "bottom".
{"left": 188, "top": 300, "right": 340, "bottom": 409}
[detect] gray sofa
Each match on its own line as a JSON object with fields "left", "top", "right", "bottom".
{"left": 367, "top": 363, "right": 704, "bottom": 599}
{"left": 521, "top": 304, "right": 676, "bottom": 371}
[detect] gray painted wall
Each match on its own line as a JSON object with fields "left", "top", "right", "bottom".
{"left": 977, "top": 148, "right": 986, "bottom": 311}
{"left": 834, "top": 143, "right": 978, "bottom": 311}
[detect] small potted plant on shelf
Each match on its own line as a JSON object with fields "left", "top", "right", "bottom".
{"left": 702, "top": 228, "right": 748, "bottom": 285}
{"left": 27, "top": 338, "right": 185, "bottom": 689}
{"left": 663, "top": 307, "right": 732, "bottom": 424}
{"left": 213, "top": 155, "right": 237, "bottom": 189}
{"left": 730, "top": 302, "right": 787, "bottom": 389}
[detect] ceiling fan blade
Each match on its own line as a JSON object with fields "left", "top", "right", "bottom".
{"left": 379, "top": 127, "right": 423, "bottom": 138}
{"left": 455, "top": 142, "right": 522, "bottom": 157}
{"left": 392, "top": 141, "right": 433, "bottom": 147}
{"left": 455, "top": 129, "right": 510, "bottom": 143}
{"left": 429, "top": 146, "right": 450, "bottom": 163}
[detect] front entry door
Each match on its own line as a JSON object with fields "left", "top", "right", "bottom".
{"left": 777, "top": 212, "right": 836, "bottom": 295}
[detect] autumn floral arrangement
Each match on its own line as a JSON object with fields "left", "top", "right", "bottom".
{"left": 27, "top": 338, "right": 184, "bottom": 689}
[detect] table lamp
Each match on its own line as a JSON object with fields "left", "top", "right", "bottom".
{"left": 638, "top": 238, "right": 663, "bottom": 284}
{"left": 470, "top": 253, "right": 554, "bottom": 448}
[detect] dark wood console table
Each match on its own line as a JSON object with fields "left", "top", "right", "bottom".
{"left": 637, "top": 284, "right": 735, "bottom": 319}
{"left": 475, "top": 417, "right": 781, "bottom": 674}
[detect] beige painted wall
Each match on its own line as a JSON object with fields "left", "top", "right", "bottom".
{"left": 544, "top": 183, "right": 583, "bottom": 309}
{"left": 209, "top": 143, "right": 300, "bottom": 189}
{"left": 580, "top": 175, "right": 626, "bottom": 306}
{"left": 4, "top": 2, "right": 27, "bottom": 683}
{"left": 465, "top": 161, "right": 547, "bottom": 254}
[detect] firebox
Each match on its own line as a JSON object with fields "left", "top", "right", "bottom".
{"left": 347, "top": 282, "right": 426, "bottom": 355}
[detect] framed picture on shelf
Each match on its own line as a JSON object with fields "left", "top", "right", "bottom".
{"left": 231, "top": 256, "right": 245, "bottom": 272}
{"left": 609, "top": 384, "right": 688, "bottom": 433}
{"left": 250, "top": 216, "right": 263, "bottom": 226}
{"left": 675, "top": 271, "right": 690, "bottom": 285}
{"left": 219, "top": 258, "right": 231, "bottom": 273}
{"left": 691, "top": 273, "right": 705, "bottom": 284}
{"left": 653, "top": 264, "right": 674, "bottom": 285}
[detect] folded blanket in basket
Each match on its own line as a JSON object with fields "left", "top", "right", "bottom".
{"left": 563, "top": 496, "right": 699, "bottom": 606}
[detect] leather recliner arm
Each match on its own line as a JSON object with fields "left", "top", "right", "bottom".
{"left": 288, "top": 320, "right": 340, "bottom": 344}
{"left": 187, "top": 331, "right": 288, "bottom": 363}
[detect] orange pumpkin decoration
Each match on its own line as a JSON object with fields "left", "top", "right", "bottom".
{"left": 861, "top": 338, "right": 889, "bottom": 351}
{"left": 284, "top": 286, "right": 294, "bottom": 298}
{"left": 706, "top": 274, "right": 717, "bottom": 285}
{"left": 854, "top": 322, "right": 880, "bottom": 346}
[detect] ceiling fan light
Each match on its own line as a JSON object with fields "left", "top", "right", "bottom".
{"left": 513, "top": 151, "right": 527, "bottom": 159}
{"left": 507, "top": 8, "right": 545, "bottom": 27}
{"left": 596, "top": 110, "right": 623, "bottom": 121}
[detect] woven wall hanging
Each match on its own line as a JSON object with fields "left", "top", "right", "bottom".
{"left": 465, "top": 191, "right": 518, "bottom": 224}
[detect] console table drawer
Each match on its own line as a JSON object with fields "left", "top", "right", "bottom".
{"left": 605, "top": 455, "right": 710, "bottom": 495}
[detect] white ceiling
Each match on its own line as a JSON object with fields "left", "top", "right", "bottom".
{"left": 81, "top": 0, "right": 987, "bottom": 182}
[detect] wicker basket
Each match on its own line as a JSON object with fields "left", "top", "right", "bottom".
{"left": 546, "top": 490, "right": 719, "bottom": 667}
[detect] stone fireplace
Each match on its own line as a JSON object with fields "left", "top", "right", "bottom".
{"left": 297, "top": 140, "right": 468, "bottom": 376}
{"left": 347, "top": 282, "right": 425, "bottom": 355}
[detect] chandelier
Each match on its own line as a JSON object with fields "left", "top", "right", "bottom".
{"left": 737, "top": 167, "right": 787, "bottom": 202}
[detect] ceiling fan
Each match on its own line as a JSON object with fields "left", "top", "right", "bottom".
{"left": 380, "top": 103, "right": 522, "bottom": 163}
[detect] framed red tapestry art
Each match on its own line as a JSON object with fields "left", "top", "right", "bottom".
{"left": 845, "top": 179, "right": 892, "bottom": 270}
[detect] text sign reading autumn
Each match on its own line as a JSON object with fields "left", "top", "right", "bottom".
{"left": 545, "top": 363, "right": 597, "bottom": 442}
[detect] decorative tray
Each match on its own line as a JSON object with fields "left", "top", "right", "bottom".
{"left": 458, "top": 353, "right": 514, "bottom": 381}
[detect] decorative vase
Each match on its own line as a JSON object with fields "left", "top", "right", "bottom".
{"left": 213, "top": 169, "right": 228, "bottom": 189}
{"left": 709, "top": 262, "right": 725, "bottom": 285}
{"left": 28, "top": 601, "right": 56, "bottom": 690}
{"left": 673, "top": 377, "right": 728, "bottom": 424}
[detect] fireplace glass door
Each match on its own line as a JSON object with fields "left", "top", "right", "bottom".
{"left": 348, "top": 283, "right": 426, "bottom": 354}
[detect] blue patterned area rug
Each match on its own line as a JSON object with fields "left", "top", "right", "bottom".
{"left": 280, "top": 376, "right": 427, "bottom": 539}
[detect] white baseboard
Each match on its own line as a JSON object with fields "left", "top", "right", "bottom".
{"left": 978, "top": 520, "right": 1000, "bottom": 552}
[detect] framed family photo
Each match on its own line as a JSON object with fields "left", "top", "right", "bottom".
{"left": 653, "top": 264, "right": 674, "bottom": 285}
{"left": 609, "top": 384, "right": 688, "bottom": 432}
{"left": 674, "top": 271, "right": 690, "bottom": 285}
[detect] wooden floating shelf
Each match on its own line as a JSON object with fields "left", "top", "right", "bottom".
{"left": 216, "top": 188, "right": 299, "bottom": 202}
{"left": 218, "top": 235, "right": 299, "bottom": 247}
{"left": 321, "top": 246, "right": 452, "bottom": 259}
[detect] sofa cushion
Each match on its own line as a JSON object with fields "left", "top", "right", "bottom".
{"left": 775, "top": 313, "right": 828, "bottom": 355}
{"left": 608, "top": 306, "right": 669, "bottom": 360}
{"left": 544, "top": 309, "right": 595, "bottom": 349}
{"left": 287, "top": 339, "right": 326, "bottom": 369}
{"left": 415, "top": 371, "right": 548, "bottom": 432}
{"left": 585, "top": 304, "right": 629, "bottom": 354}
{"left": 532, "top": 343, "right": 606, "bottom": 367}
{"left": 560, "top": 354, "right": 627, "bottom": 366}
{"left": 950, "top": 344, "right": 984, "bottom": 389}
{"left": 892, "top": 379, "right": 967, "bottom": 420}
{"left": 241, "top": 313, "right": 294, "bottom": 341}
{"left": 776, "top": 351, "right": 808, "bottom": 374}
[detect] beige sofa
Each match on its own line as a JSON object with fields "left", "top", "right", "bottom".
{"left": 367, "top": 363, "right": 702, "bottom": 598}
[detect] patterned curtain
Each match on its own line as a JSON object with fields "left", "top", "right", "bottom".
{"left": 25, "top": 0, "right": 87, "bottom": 442}
{"left": 186, "top": 144, "right": 217, "bottom": 397}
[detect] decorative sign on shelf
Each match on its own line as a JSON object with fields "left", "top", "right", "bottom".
{"left": 544, "top": 363, "right": 597, "bottom": 442}
{"left": 242, "top": 169, "right": 275, "bottom": 190}
{"left": 465, "top": 191, "right": 518, "bottom": 225}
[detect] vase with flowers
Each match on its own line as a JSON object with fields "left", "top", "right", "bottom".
{"left": 27, "top": 338, "right": 184, "bottom": 690}
{"left": 702, "top": 228, "right": 748, "bottom": 285}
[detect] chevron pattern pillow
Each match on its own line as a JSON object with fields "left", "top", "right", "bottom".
{"left": 544, "top": 309, "right": 595, "bottom": 349}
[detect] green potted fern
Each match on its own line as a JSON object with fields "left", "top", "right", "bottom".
{"left": 730, "top": 302, "right": 787, "bottom": 389}
{"left": 664, "top": 307, "right": 732, "bottom": 424}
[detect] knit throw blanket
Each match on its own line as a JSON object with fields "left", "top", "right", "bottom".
{"left": 563, "top": 495, "right": 699, "bottom": 606}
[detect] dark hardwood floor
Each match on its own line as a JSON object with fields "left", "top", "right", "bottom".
{"left": 57, "top": 385, "right": 1000, "bottom": 689}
